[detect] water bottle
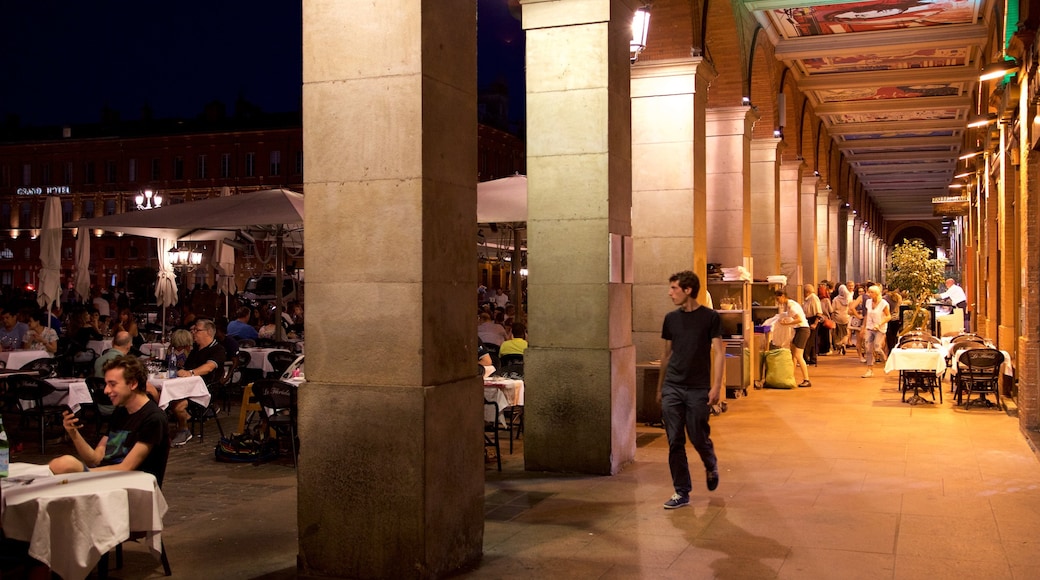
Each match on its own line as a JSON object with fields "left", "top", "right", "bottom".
{"left": 0, "top": 415, "right": 9, "bottom": 478}
{"left": 168, "top": 351, "right": 178, "bottom": 378}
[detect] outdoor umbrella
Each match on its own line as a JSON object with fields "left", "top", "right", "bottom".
{"left": 37, "top": 196, "right": 63, "bottom": 315}
{"left": 215, "top": 239, "right": 237, "bottom": 316}
{"left": 155, "top": 237, "right": 179, "bottom": 338}
{"left": 74, "top": 229, "right": 91, "bottom": 304}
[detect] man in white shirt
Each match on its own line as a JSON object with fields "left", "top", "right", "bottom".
{"left": 92, "top": 288, "right": 111, "bottom": 317}
{"left": 938, "top": 278, "right": 969, "bottom": 331}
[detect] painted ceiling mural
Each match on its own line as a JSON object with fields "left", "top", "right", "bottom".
{"left": 749, "top": 0, "right": 992, "bottom": 220}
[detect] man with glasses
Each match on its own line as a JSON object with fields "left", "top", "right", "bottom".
{"left": 168, "top": 319, "right": 226, "bottom": 446}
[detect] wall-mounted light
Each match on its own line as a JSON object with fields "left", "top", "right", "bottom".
{"left": 773, "top": 128, "right": 783, "bottom": 139}
{"left": 958, "top": 150, "right": 984, "bottom": 161}
{"left": 630, "top": 3, "right": 651, "bottom": 64}
{"left": 954, "top": 171, "right": 973, "bottom": 179}
{"left": 948, "top": 183, "right": 967, "bottom": 189}
{"left": 979, "top": 58, "right": 1019, "bottom": 81}
{"left": 966, "top": 113, "right": 997, "bottom": 129}
{"left": 742, "top": 96, "right": 751, "bottom": 106}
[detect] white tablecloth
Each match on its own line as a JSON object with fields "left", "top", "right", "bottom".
{"left": 884, "top": 348, "right": 945, "bottom": 375}
{"left": 239, "top": 347, "right": 292, "bottom": 373}
{"left": 1, "top": 465, "right": 167, "bottom": 580}
{"left": 86, "top": 339, "right": 113, "bottom": 355}
{"left": 483, "top": 378, "right": 524, "bottom": 425}
{"left": 150, "top": 375, "right": 211, "bottom": 410}
{"left": 0, "top": 350, "right": 52, "bottom": 370}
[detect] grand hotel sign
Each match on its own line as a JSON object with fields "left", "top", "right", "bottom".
{"left": 15, "top": 186, "right": 72, "bottom": 196}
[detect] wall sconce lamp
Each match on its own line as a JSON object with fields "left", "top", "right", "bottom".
{"left": 979, "top": 59, "right": 1019, "bottom": 81}
{"left": 742, "top": 96, "right": 751, "bottom": 106}
{"left": 630, "top": 3, "right": 651, "bottom": 64}
{"left": 966, "top": 114, "right": 997, "bottom": 129}
{"left": 773, "top": 128, "right": 783, "bottom": 139}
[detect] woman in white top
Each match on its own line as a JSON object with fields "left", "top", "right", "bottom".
{"left": 860, "top": 285, "right": 891, "bottom": 378}
{"left": 776, "top": 290, "right": 811, "bottom": 388}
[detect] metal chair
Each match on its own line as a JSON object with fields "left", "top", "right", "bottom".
{"left": 955, "top": 348, "right": 1004, "bottom": 409}
{"left": 251, "top": 379, "right": 299, "bottom": 466}
{"left": 266, "top": 350, "right": 297, "bottom": 379}
{"left": 7, "top": 376, "right": 66, "bottom": 452}
{"left": 483, "top": 399, "right": 501, "bottom": 471}
{"left": 498, "top": 354, "right": 524, "bottom": 377}
{"left": 23, "top": 357, "right": 58, "bottom": 378}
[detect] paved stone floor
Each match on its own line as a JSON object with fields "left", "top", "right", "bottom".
{"left": 6, "top": 350, "right": 1040, "bottom": 578}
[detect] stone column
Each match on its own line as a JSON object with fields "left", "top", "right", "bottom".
{"left": 851, "top": 217, "right": 863, "bottom": 281}
{"left": 779, "top": 160, "right": 803, "bottom": 291}
{"left": 800, "top": 174, "right": 819, "bottom": 290}
{"left": 815, "top": 189, "right": 830, "bottom": 282}
{"left": 982, "top": 170, "right": 999, "bottom": 338}
{"left": 750, "top": 139, "right": 781, "bottom": 277}
{"left": 705, "top": 107, "right": 756, "bottom": 269}
{"left": 523, "top": 0, "right": 637, "bottom": 475}
{"left": 1018, "top": 113, "right": 1040, "bottom": 432}
{"left": 299, "top": 1, "right": 481, "bottom": 577}
{"left": 828, "top": 196, "right": 840, "bottom": 282}
{"left": 631, "top": 58, "right": 716, "bottom": 363}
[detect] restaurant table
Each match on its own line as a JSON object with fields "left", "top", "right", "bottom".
{"left": 0, "top": 349, "right": 53, "bottom": 370}
{"left": 884, "top": 347, "right": 945, "bottom": 405}
{"left": 149, "top": 375, "right": 211, "bottom": 410}
{"left": 239, "top": 347, "right": 292, "bottom": 374}
{"left": 483, "top": 378, "right": 524, "bottom": 427}
{"left": 1, "top": 463, "right": 167, "bottom": 580}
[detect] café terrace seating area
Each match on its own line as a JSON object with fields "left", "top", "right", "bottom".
{"left": 6, "top": 332, "right": 1040, "bottom": 579}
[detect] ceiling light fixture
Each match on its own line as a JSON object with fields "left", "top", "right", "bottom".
{"left": 958, "top": 150, "right": 984, "bottom": 161}
{"left": 954, "top": 171, "right": 973, "bottom": 179}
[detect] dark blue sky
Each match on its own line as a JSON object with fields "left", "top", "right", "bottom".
{"left": 1, "top": 0, "right": 524, "bottom": 127}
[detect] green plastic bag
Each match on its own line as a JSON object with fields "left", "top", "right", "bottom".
{"left": 763, "top": 348, "right": 797, "bottom": 389}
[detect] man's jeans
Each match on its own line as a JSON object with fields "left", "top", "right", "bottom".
{"left": 661, "top": 383, "right": 717, "bottom": 496}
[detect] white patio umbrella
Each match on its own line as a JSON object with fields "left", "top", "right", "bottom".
{"left": 155, "top": 238, "right": 179, "bottom": 338}
{"left": 215, "top": 239, "right": 237, "bottom": 316}
{"left": 74, "top": 229, "right": 91, "bottom": 304}
{"left": 37, "top": 196, "right": 63, "bottom": 317}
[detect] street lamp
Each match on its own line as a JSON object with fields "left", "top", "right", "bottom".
{"left": 630, "top": 3, "right": 651, "bottom": 63}
{"left": 135, "top": 189, "right": 163, "bottom": 210}
{"left": 169, "top": 245, "right": 203, "bottom": 271}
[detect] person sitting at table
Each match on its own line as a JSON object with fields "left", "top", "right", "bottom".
{"left": 24, "top": 310, "right": 59, "bottom": 354}
{"left": 227, "top": 306, "right": 259, "bottom": 341}
{"left": 168, "top": 319, "right": 226, "bottom": 447}
{"left": 69, "top": 309, "right": 104, "bottom": 347}
{"left": 49, "top": 355, "right": 170, "bottom": 485}
{"left": 477, "top": 312, "right": 508, "bottom": 346}
{"left": 112, "top": 307, "right": 141, "bottom": 349}
{"left": 0, "top": 306, "right": 29, "bottom": 350}
{"left": 498, "top": 321, "right": 528, "bottom": 357}
{"left": 215, "top": 316, "right": 240, "bottom": 357}
{"left": 95, "top": 331, "right": 134, "bottom": 378}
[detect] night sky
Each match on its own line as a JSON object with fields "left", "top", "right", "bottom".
{"left": 1, "top": 0, "right": 524, "bottom": 128}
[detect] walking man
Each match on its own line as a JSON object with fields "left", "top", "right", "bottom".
{"left": 657, "top": 271, "right": 724, "bottom": 509}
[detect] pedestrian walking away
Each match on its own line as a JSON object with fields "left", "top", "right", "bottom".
{"left": 656, "top": 271, "right": 724, "bottom": 510}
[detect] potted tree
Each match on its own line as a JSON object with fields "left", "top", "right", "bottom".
{"left": 885, "top": 239, "right": 948, "bottom": 333}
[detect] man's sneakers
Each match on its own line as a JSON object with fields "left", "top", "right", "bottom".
{"left": 707, "top": 469, "right": 720, "bottom": 491}
{"left": 171, "top": 429, "right": 193, "bottom": 447}
{"left": 861, "top": 370, "right": 874, "bottom": 378}
{"left": 663, "top": 493, "right": 690, "bottom": 509}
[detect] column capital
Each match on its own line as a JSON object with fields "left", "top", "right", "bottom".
{"left": 521, "top": 0, "right": 640, "bottom": 29}
{"left": 706, "top": 106, "right": 760, "bottom": 135}
{"left": 631, "top": 57, "right": 717, "bottom": 96}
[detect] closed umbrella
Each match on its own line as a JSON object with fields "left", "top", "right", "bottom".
{"left": 155, "top": 238, "right": 179, "bottom": 338}
{"left": 38, "top": 196, "right": 63, "bottom": 316}
{"left": 215, "top": 239, "right": 236, "bottom": 316}
{"left": 74, "top": 230, "right": 91, "bottom": 304}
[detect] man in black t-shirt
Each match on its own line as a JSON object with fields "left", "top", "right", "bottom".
{"left": 656, "top": 271, "right": 724, "bottom": 510}
{"left": 168, "top": 318, "right": 226, "bottom": 446}
{"left": 50, "top": 355, "right": 170, "bottom": 485}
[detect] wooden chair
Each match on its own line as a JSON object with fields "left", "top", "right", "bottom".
{"left": 483, "top": 399, "right": 501, "bottom": 471}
